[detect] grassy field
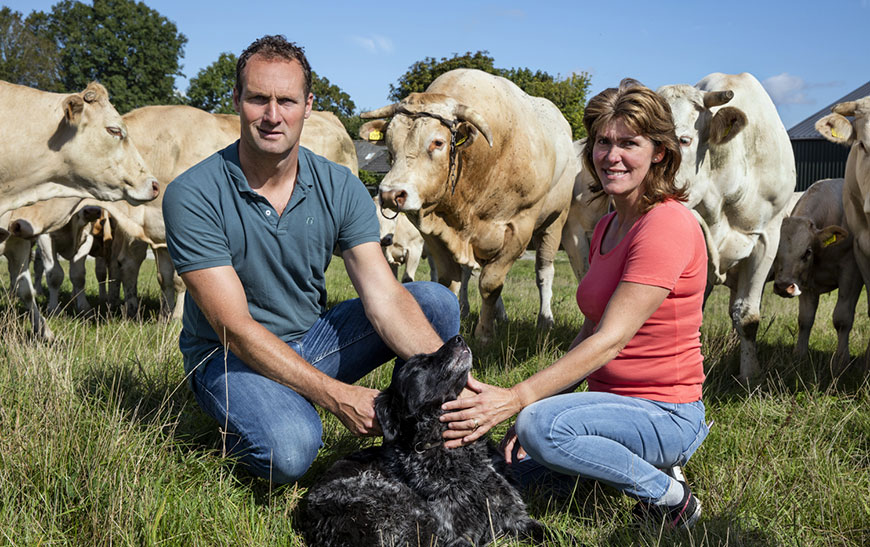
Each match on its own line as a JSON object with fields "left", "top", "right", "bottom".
{"left": 0, "top": 253, "right": 867, "bottom": 546}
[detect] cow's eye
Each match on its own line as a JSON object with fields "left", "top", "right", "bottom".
{"left": 106, "top": 126, "right": 123, "bottom": 139}
{"left": 801, "top": 249, "right": 812, "bottom": 261}
{"left": 679, "top": 136, "right": 693, "bottom": 147}
{"left": 433, "top": 139, "right": 445, "bottom": 148}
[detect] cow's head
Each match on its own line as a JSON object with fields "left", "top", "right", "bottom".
{"left": 657, "top": 84, "right": 748, "bottom": 204}
{"left": 55, "top": 82, "right": 159, "bottom": 205}
{"left": 360, "top": 93, "right": 493, "bottom": 214}
{"left": 773, "top": 216, "right": 849, "bottom": 297}
{"left": 816, "top": 97, "right": 870, "bottom": 213}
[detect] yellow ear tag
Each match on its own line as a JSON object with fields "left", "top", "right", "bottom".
{"left": 722, "top": 124, "right": 731, "bottom": 139}
{"left": 368, "top": 130, "right": 384, "bottom": 141}
{"left": 454, "top": 135, "right": 468, "bottom": 147}
{"left": 831, "top": 128, "right": 841, "bottom": 139}
{"left": 822, "top": 234, "right": 837, "bottom": 247}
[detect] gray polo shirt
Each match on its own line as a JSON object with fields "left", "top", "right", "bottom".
{"left": 163, "top": 142, "right": 379, "bottom": 371}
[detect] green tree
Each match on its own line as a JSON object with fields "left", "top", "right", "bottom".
{"left": 388, "top": 51, "right": 499, "bottom": 101}
{"left": 0, "top": 7, "right": 62, "bottom": 90}
{"left": 186, "top": 51, "right": 236, "bottom": 114}
{"left": 40, "top": 0, "right": 186, "bottom": 112}
{"left": 389, "top": 51, "right": 591, "bottom": 139}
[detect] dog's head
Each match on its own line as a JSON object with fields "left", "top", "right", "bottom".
{"left": 375, "top": 335, "right": 472, "bottom": 445}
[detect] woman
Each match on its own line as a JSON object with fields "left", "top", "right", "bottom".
{"left": 441, "top": 79, "right": 709, "bottom": 530}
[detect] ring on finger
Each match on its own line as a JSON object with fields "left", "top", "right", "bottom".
{"left": 472, "top": 418, "right": 480, "bottom": 430}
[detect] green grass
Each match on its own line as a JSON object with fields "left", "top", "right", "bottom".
{"left": 0, "top": 254, "right": 868, "bottom": 545}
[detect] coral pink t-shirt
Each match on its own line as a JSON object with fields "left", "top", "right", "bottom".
{"left": 577, "top": 199, "right": 707, "bottom": 403}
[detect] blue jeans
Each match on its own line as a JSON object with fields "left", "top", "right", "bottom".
{"left": 513, "top": 391, "right": 708, "bottom": 501}
{"left": 185, "top": 281, "right": 460, "bottom": 484}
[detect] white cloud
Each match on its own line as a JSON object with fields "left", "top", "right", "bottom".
{"left": 763, "top": 73, "right": 812, "bottom": 106}
{"left": 350, "top": 34, "right": 394, "bottom": 54}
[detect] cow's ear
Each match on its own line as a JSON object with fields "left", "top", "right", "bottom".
{"left": 63, "top": 95, "right": 85, "bottom": 127}
{"left": 359, "top": 119, "right": 389, "bottom": 145}
{"left": 708, "top": 106, "right": 747, "bottom": 145}
{"left": 815, "top": 113, "right": 854, "bottom": 145}
{"left": 374, "top": 390, "right": 400, "bottom": 442}
{"left": 454, "top": 122, "right": 479, "bottom": 150}
{"left": 816, "top": 225, "right": 849, "bottom": 249}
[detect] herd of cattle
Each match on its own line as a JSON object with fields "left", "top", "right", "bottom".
{"left": 1, "top": 70, "right": 868, "bottom": 379}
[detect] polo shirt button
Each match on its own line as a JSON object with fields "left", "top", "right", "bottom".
{"left": 265, "top": 210, "right": 271, "bottom": 216}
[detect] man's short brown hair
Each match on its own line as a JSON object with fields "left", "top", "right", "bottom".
{"left": 235, "top": 35, "right": 312, "bottom": 97}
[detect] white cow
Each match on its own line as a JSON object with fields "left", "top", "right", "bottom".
{"left": 772, "top": 178, "right": 862, "bottom": 369}
{"left": 361, "top": 69, "right": 580, "bottom": 340}
{"left": 0, "top": 81, "right": 159, "bottom": 219}
{"left": 815, "top": 95, "right": 870, "bottom": 367}
{"left": 85, "top": 106, "right": 360, "bottom": 319}
{"left": 658, "top": 73, "right": 796, "bottom": 381}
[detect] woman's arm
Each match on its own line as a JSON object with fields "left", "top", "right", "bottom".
{"left": 440, "top": 280, "right": 669, "bottom": 448}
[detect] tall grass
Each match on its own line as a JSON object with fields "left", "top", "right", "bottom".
{"left": 0, "top": 254, "right": 867, "bottom": 545}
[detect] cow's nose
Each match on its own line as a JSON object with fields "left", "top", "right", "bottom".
{"left": 380, "top": 189, "right": 407, "bottom": 211}
{"left": 151, "top": 180, "right": 160, "bottom": 198}
{"left": 773, "top": 281, "right": 798, "bottom": 298}
{"left": 10, "top": 219, "right": 34, "bottom": 239}
{"left": 380, "top": 233, "right": 394, "bottom": 247}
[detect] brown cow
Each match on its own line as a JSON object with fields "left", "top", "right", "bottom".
{"left": 0, "top": 81, "right": 158, "bottom": 219}
{"left": 772, "top": 178, "right": 862, "bottom": 369}
{"left": 360, "top": 69, "right": 580, "bottom": 341}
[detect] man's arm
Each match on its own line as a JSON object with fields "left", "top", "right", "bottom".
{"left": 341, "top": 241, "right": 446, "bottom": 359}
{"left": 181, "top": 265, "right": 381, "bottom": 436}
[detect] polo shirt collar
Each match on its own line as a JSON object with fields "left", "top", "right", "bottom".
{"left": 220, "top": 141, "right": 315, "bottom": 196}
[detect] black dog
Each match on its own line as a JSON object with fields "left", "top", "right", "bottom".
{"left": 301, "top": 335, "right": 544, "bottom": 546}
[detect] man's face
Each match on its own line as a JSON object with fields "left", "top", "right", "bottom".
{"left": 233, "top": 55, "right": 313, "bottom": 159}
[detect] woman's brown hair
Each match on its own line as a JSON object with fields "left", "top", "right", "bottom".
{"left": 582, "top": 78, "right": 686, "bottom": 212}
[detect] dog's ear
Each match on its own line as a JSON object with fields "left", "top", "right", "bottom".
{"left": 374, "top": 390, "right": 400, "bottom": 442}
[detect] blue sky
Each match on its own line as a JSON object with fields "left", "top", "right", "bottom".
{"left": 6, "top": 0, "right": 869, "bottom": 128}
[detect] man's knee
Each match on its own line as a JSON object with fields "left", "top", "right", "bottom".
{"left": 235, "top": 425, "right": 322, "bottom": 484}
{"left": 406, "top": 281, "right": 460, "bottom": 339}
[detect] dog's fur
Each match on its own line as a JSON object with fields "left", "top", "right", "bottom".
{"left": 302, "top": 335, "right": 544, "bottom": 546}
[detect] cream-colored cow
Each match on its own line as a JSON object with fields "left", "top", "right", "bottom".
{"left": 658, "top": 73, "right": 796, "bottom": 381}
{"left": 815, "top": 95, "right": 870, "bottom": 367}
{"left": 362, "top": 69, "right": 581, "bottom": 341}
{"left": 0, "top": 81, "right": 158, "bottom": 221}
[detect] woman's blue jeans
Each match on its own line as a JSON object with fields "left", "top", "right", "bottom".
{"left": 185, "top": 281, "right": 460, "bottom": 484}
{"left": 513, "top": 391, "right": 709, "bottom": 501}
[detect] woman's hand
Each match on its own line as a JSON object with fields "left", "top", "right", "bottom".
{"left": 499, "top": 425, "right": 527, "bottom": 464}
{"left": 440, "top": 375, "right": 523, "bottom": 449}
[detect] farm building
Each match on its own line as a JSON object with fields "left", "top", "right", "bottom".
{"left": 788, "top": 80, "right": 870, "bottom": 191}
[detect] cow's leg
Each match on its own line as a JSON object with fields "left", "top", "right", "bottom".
{"left": 475, "top": 261, "right": 511, "bottom": 342}
{"left": 831, "top": 275, "right": 860, "bottom": 372}
{"left": 426, "top": 238, "right": 463, "bottom": 314}
{"left": 851, "top": 234, "right": 870, "bottom": 369}
{"left": 5, "top": 238, "right": 53, "bottom": 341}
{"left": 732, "top": 228, "right": 780, "bottom": 382}
{"left": 154, "top": 247, "right": 176, "bottom": 319}
{"left": 534, "top": 213, "right": 568, "bottom": 331}
{"left": 94, "top": 255, "right": 108, "bottom": 306}
{"left": 68, "top": 234, "right": 93, "bottom": 315}
{"left": 560, "top": 207, "right": 590, "bottom": 283}
{"left": 403, "top": 244, "right": 422, "bottom": 283}
{"left": 32, "top": 242, "right": 47, "bottom": 297}
{"left": 37, "top": 235, "right": 64, "bottom": 315}
{"left": 795, "top": 291, "right": 819, "bottom": 360}
{"left": 119, "top": 238, "right": 148, "bottom": 318}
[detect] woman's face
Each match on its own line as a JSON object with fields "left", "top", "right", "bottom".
{"left": 591, "top": 118, "right": 662, "bottom": 201}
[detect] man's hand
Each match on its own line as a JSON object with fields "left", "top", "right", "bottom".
{"left": 331, "top": 384, "right": 382, "bottom": 437}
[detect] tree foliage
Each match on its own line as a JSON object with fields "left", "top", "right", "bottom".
{"left": 389, "top": 51, "right": 591, "bottom": 140}
{"left": 40, "top": 0, "right": 187, "bottom": 113}
{"left": 0, "top": 7, "right": 62, "bottom": 90}
{"left": 186, "top": 51, "right": 236, "bottom": 114}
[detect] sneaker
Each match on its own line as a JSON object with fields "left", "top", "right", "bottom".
{"left": 632, "top": 482, "right": 702, "bottom": 530}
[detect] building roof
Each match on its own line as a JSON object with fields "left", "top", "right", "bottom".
{"left": 788, "top": 80, "right": 870, "bottom": 140}
{"left": 354, "top": 140, "right": 391, "bottom": 173}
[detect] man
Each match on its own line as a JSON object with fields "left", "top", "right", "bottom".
{"left": 163, "top": 35, "right": 459, "bottom": 484}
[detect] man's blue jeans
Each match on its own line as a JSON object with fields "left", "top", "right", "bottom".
{"left": 513, "top": 391, "right": 709, "bottom": 501}
{"left": 185, "top": 281, "right": 460, "bottom": 484}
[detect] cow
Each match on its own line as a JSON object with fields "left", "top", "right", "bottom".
{"left": 815, "top": 95, "right": 870, "bottom": 367}
{"left": 375, "top": 197, "right": 432, "bottom": 283}
{"left": 83, "top": 106, "right": 360, "bottom": 319}
{"left": 0, "top": 80, "right": 159, "bottom": 218}
{"left": 772, "top": 178, "right": 862, "bottom": 369}
{"left": 360, "top": 69, "right": 580, "bottom": 341}
{"left": 1, "top": 198, "right": 101, "bottom": 340}
{"left": 657, "top": 72, "right": 797, "bottom": 381}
